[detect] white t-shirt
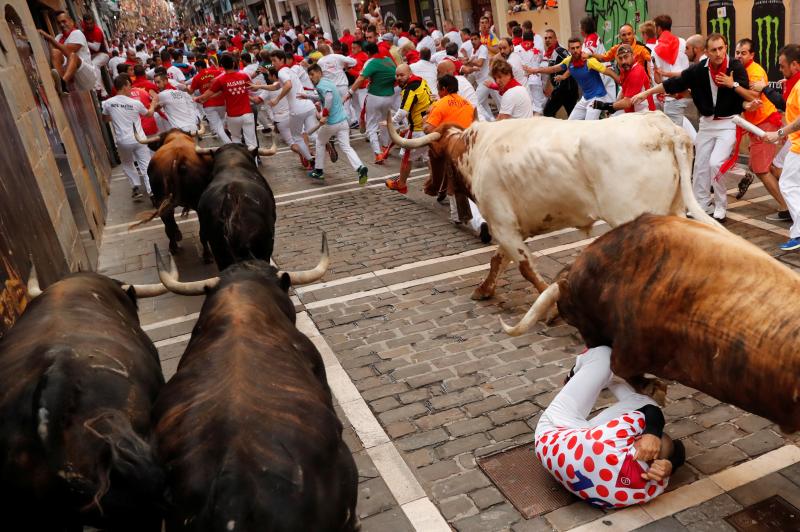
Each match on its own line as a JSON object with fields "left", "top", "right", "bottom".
{"left": 506, "top": 52, "right": 527, "bottom": 85}
{"left": 471, "top": 44, "right": 490, "bottom": 82}
{"left": 136, "top": 51, "right": 150, "bottom": 64}
{"left": 278, "top": 67, "right": 315, "bottom": 114}
{"left": 457, "top": 75, "right": 478, "bottom": 108}
{"left": 284, "top": 28, "right": 297, "bottom": 41}
{"left": 417, "top": 35, "right": 435, "bottom": 54}
{"left": 108, "top": 56, "right": 126, "bottom": 78}
{"left": 459, "top": 40, "right": 474, "bottom": 60}
{"left": 317, "top": 53, "right": 357, "bottom": 87}
{"left": 516, "top": 46, "right": 545, "bottom": 86}
{"left": 56, "top": 29, "right": 92, "bottom": 66}
{"left": 242, "top": 63, "right": 259, "bottom": 79}
{"left": 430, "top": 29, "right": 443, "bottom": 41}
{"left": 167, "top": 65, "right": 186, "bottom": 83}
{"left": 410, "top": 60, "right": 439, "bottom": 95}
{"left": 499, "top": 85, "right": 533, "bottom": 119}
{"left": 259, "top": 88, "right": 290, "bottom": 122}
{"left": 291, "top": 63, "right": 314, "bottom": 92}
{"left": 654, "top": 37, "right": 689, "bottom": 101}
{"left": 445, "top": 30, "right": 462, "bottom": 47}
{"left": 158, "top": 89, "right": 200, "bottom": 132}
{"left": 102, "top": 94, "right": 147, "bottom": 144}
{"left": 431, "top": 50, "right": 448, "bottom": 64}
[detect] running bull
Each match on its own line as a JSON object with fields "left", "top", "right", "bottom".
{"left": 502, "top": 214, "right": 800, "bottom": 434}
{"left": 196, "top": 142, "right": 278, "bottom": 270}
{"left": 388, "top": 111, "right": 720, "bottom": 301}
{"left": 152, "top": 238, "right": 359, "bottom": 531}
{"left": 0, "top": 267, "right": 168, "bottom": 530}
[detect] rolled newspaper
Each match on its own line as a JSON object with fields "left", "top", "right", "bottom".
{"left": 732, "top": 115, "right": 767, "bottom": 138}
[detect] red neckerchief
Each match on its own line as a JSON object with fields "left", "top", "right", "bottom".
{"left": 405, "top": 49, "right": 420, "bottom": 64}
{"left": 784, "top": 71, "right": 800, "bottom": 101}
{"left": 512, "top": 37, "right": 522, "bottom": 47}
{"left": 499, "top": 77, "right": 521, "bottom": 95}
{"left": 400, "top": 31, "right": 411, "bottom": 39}
{"left": 520, "top": 41, "right": 535, "bottom": 52}
{"left": 545, "top": 42, "right": 558, "bottom": 57}
{"left": 278, "top": 64, "right": 290, "bottom": 70}
{"left": 645, "top": 38, "right": 657, "bottom": 45}
{"left": 655, "top": 30, "right": 679, "bottom": 65}
{"left": 708, "top": 56, "right": 729, "bottom": 87}
{"left": 569, "top": 54, "right": 586, "bottom": 69}
{"left": 406, "top": 75, "right": 423, "bottom": 84}
{"left": 57, "top": 28, "right": 74, "bottom": 44}
{"left": 742, "top": 58, "right": 753, "bottom": 68}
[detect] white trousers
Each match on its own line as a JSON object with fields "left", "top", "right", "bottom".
{"left": 273, "top": 119, "right": 294, "bottom": 146}
{"left": 774, "top": 140, "right": 791, "bottom": 169}
{"left": 227, "top": 112, "right": 257, "bottom": 150}
{"left": 475, "top": 82, "right": 500, "bottom": 122}
{"left": 568, "top": 95, "right": 611, "bottom": 121}
{"left": 535, "top": 346, "right": 657, "bottom": 439}
{"left": 315, "top": 120, "right": 363, "bottom": 171}
{"left": 365, "top": 94, "right": 393, "bottom": 154}
{"left": 91, "top": 52, "right": 109, "bottom": 95}
{"left": 663, "top": 98, "right": 690, "bottom": 127}
{"left": 350, "top": 88, "right": 367, "bottom": 124}
{"left": 780, "top": 151, "right": 800, "bottom": 239}
{"left": 337, "top": 85, "right": 355, "bottom": 122}
{"left": 117, "top": 142, "right": 152, "bottom": 194}
{"left": 448, "top": 196, "right": 487, "bottom": 234}
{"left": 205, "top": 106, "right": 231, "bottom": 144}
{"left": 289, "top": 108, "right": 316, "bottom": 159}
{"left": 528, "top": 82, "right": 547, "bottom": 114}
{"left": 693, "top": 118, "right": 736, "bottom": 217}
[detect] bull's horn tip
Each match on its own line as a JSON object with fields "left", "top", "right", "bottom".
{"left": 500, "top": 318, "right": 521, "bottom": 336}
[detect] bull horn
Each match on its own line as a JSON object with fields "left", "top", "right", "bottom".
{"left": 194, "top": 134, "right": 219, "bottom": 155}
{"left": 386, "top": 112, "right": 441, "bottom": 148}
{"left": 500, "top": 283, "right": 561, "bottom": 336}
{"left": 278, "top": 233, "right": 329, "bottom": 285}
{"left": 191, "top": 121, "right": 207, "bottom": 137}
{"left": 27, "top": 260, "right": 42, "bottom": 299}
{"left": 120, "top": 282, "right": 169, "bottom": 298}
{"left": 134, "top": 126, "right": 161, "bottom": 145}
{"left": 257, "top": 135, "right": 278, "bottom": 156}
{"left": 154, "top": 244, "right": 219, "bottom": 295}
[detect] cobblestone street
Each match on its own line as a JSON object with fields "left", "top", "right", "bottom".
{"left": 98, "top": 129, "right": 800, "bottom": 532}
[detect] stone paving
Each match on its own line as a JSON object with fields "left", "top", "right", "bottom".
{"left": 96, "top": 125, "right": 800, "bottom": 531}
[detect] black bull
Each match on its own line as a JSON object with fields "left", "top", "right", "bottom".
{"left": 152, "top": 251, "right": 358, "bottom": 532}
{"left": 503, "top": 214, "right": 800, "bottom": 433}
{"left": 0, "top": 271, "right": 166, "bottom": 531}
{"left": 198, "top": 144, "right": 277, "bottom": 271}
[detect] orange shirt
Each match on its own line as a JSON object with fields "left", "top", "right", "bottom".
{"left": 787, "top": 79, "right": 800, "bottom": 154}
{"left": 427, "top": 93, "right": 475, "bottom": 129}
{"left": 744, "top": 61, "right": 778, "bottom": 126}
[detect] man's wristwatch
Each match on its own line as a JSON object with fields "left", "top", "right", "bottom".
{"left": 778, "top": 128, "right": 786, "bottom": 138}
{"left": 732, "top": 81, "right": 740, "bottom": 89}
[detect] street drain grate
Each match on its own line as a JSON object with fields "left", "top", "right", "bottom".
{"left": 725, "top": 495, "right": 800, "bottom": 531}
{"left": 477, "top": 442, "right": 574, "bottom": 519}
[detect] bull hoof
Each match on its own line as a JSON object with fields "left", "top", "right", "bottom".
{"left": 471, "top": 289, "right": 493, "bottom": 301}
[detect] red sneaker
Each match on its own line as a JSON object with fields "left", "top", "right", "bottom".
{"left": 385, "top": 178, "right": 408, "bottom": 194}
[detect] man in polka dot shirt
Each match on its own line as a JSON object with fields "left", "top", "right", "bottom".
{"left": 535, "top": 346, "right": 685, "bottom": 508}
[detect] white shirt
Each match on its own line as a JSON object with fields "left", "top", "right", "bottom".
{"left": 291, "top": 63, "right": 314, "bottom": 91}
{"left": 259, "top": 88, "right": 289, "bottom": 122}
{"left": 278, "top": 67, "right": 315, "bottom": 114}
{"left": 397, "top": 36, "right": 412, "bottom": 49}
{"left": 431, "top": 50, "right": 448, "bottom": 64}
{"left": 444, "top": 30, "right": 462, "bottom": 47}
{"left": 410, "top": 59, "right": 439, "bottom": 95}
{"left": 417, "top": 35, "right": 436, "bottom": 54}
{"left": 505, "top": 51, "right": 527, "bottom": 85}
{"left": 471, "top": 44, "right": 490, "bottom": 82}
{"left": 459, "top": 40, "right": 474, "bottom": 60}
{"left": 654, "top": 37, "right": 689, "bottom": 101}
{"left": 158, "top": 88, "right": 200, "bottom": 132}
{"left": 167, "top": 64, "right": 186, "bottom": 83}
{"left": 430, "top": 30, "right": 443, "bottom": 41}
{"left": 102, "top": 94, "right": 147, "bottom": 144}
{"left": 136, "top": 51, "right": 150, "bottom": 64}
{"left": 108, "top": 56, "right": 126, "bottom": 78}
{"left": 56, "top": 29, "right": 92, "bottom": 66}
{"left": 516, "top": 46, "right": 544, "bottom": 85}
{"left": 317, "top": 53, "right": 357, "bottom": 87}
{"left": 284, "top": 28, "right": 297, "bottom": 41}
{"left": 499, "top": 85, "right": 533, "bottom": 119}
{"left": 457, "top": 75, "right": 478, "bottom": 108}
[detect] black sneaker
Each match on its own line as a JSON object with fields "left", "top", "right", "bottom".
{"left": 479, "top": 222, "right": 491, "bottom": 244}
{"left": 350, "top": 121, "right": 360, "bottom": 129}
{"left": 766, "top": 210, "right": 791, "bottom": 222}
{"left": 736, "top": 170, "right": 756, "bottom": 199}
{"left": 131, "top": 186, "right": 143, "bottom": 200}
{"left": 326, "top": 140, "right": 338, "bottom": 162}
{"left": 308, "top": 168, "right": 324, "bottom": 180}
{"left": 357, "top": 165, "right": 368, "bottom": 185}
{"left": 436, "top": 191, "right": 448, "bottom": 204}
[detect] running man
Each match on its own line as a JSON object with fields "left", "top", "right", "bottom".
{"left": 385, "top": 64, "right": 432, "bottom": 193}
{"left": 304, "top": 64, "right": 369, "bottom": 184}
{"left": 536, "top": 345, "right": 685, "bottom": 509}
{"left": 269, "top": 50, "right": 317, "bottom": 169}
{"left": 190, "top": 59, "right": 231, "bottom": 143}
{"left": 153, "top": 72, "right": 201, "bottom": 134}
{"left": 101, "top": 75, "right": 157, "bottom": 201}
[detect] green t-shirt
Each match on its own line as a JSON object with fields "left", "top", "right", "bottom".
{"left": 361, "top": 57, "right": 397, "bottom": 97}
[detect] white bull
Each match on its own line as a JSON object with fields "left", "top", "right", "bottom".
{"left": 388, "top": 111, "right": 720, "bottom": 300}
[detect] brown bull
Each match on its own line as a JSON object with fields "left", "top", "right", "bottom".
{"left": 132, "top": 128, "right": 214, "bottom": 259}
{"left": 503, "top": 214, "right": 800, "bottom": 433}
{"left": 0, "top": 268, "right": 168, "bottom": 530}
{"left": 152, "top": 239, "right": 358, "bottom": 531}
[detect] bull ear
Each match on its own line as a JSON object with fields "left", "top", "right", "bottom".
{"left": 279, "top": 271, "right": 291, "bottom": 292}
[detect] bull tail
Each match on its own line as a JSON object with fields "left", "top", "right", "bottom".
{"left": 501, "top": 282, "right": 561, "bottom": 336}
{"left": 674, "top": 134, "right": 722, "bottom": 228}
{"left": 128, "top": 194, "right": 174, "bottom": 230}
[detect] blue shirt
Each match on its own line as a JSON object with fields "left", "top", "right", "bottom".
{"left": 314, "top": 77, "right": 347, "bottom": 125}
{"left": 559, "top": 56, "right": 608, "bottom": 100}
